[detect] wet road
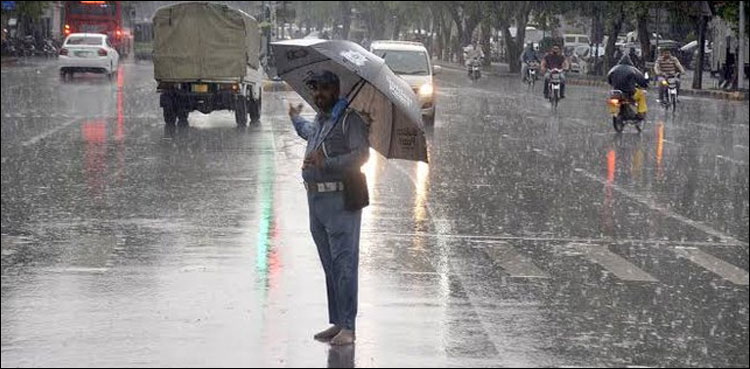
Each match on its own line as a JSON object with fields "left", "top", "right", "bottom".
{"left": 1, "top": 58, "right": 748, "bottom": 367}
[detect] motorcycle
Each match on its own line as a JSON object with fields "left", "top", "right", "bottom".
{"left": 468, "top": 57, "right": 481, "bottom": 82}
{"left": 660, "top": 74, "right": 680, "bottom": 112}
{"left": 41, "top": 39, "right": 58, "bottom": 58}
{"left": 525, "top": 61, "right": 539, "bottom": 90}
{"left": 1, "top": 38, "right": 19, "bottom": 57}
{"left": 607, "top": 89, "right": 645, "bottom": 133}
{"left": 548, "top": 68, "right": 563, "bottom": 109}
{"left": 20, "top": 35, "right": 37, "bottom": 57}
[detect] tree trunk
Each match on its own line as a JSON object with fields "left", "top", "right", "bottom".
{"left": 605, "top": 6, "right": 625, "bottom": 72}
{"left": 502, "top": 27, "right": 518, "bottom": 71}
{"left": 392, "top": 14, "right": 402, "bottom": 40}
{"left": 340, "top": 1, "right": 351, "bottom": 40}
{"left": 636, "top": 9, "right": 651, "bottom": 64}
{"left": 481, "top": 21, "right": 491, "bottom": 66}
{"left": 449, "top": 9, "right": 465, "bottom": 65}
{"left": 692, "top": 15, "right": 707, "bottom": 90}
{"left": 509, "top": 5, "right": 530, "bottom": 73}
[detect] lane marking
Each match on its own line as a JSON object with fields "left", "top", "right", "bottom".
{"left": 479, "top": 241, "right": 549, "bottom": 278}
{"left": 716, "top": 155, "right": 748, "bottom": 166}
{"left": 359, "top": 231, "right": 747, "bottom": 248}
{"left": 674, "top": 247, "right": 749, "bottom": 285}
{"left": 570, "top": 243, "right": 658, "bottom": 282}
{"left": 20, "top": 118, "right": 80, "bottom": 147}
{"left": 573, "top": 167, "right": 746, "bottom": 246}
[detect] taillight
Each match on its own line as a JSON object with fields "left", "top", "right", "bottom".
{"left": 98, "top": 48, "right": 107, "bottom": 56}
{"left": 115, "top": 29, "right": 122, "bottom": 37}
{"left": 60, "top": 48, "right": 68, "bottom": 56}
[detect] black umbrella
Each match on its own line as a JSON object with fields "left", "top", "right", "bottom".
{"left": 271, "top": 39, "right": 428, "bottom": 163}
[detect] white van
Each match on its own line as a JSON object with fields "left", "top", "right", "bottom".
{"left": 563, "top": 34, "right": 591, "bottom": 49}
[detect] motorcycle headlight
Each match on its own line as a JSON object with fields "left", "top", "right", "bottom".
{"left": 661, "top": 80, "right": 668, "bottom": 86}
{"left": 418, "top": 83, "right": 433, "bottom": 97}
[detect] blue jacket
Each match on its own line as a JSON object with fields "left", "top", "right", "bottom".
{"left": 291, "top": 98, "right": 370, "bottom": 183}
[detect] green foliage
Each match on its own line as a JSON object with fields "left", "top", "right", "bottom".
{"left": 17, "top": 1, "right": 50, "bottom": 21}
{"left": 714, "top": 1, "right": 749, "bottom": 37}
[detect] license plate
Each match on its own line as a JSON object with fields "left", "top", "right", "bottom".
{"left": 74, "top": 50, "right": 93, "bottom": 57}
{"left": 552, "top": 84, "right": 560, "bottom": 89}
{"left": 669, "top": 88, "right": 677, "bottom": 94}
{"left": 192, "top": 84, "right": 208, "bottom": 93}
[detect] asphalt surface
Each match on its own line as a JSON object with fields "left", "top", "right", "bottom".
{"left": 2, "top": 57, "right": 748, "bottom": 367}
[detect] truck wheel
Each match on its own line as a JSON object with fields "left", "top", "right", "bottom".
{"left": 163, "top": 106, "right": 177, "bottom": 126}
{"left": 235, "top": 97, "right": 248, "bottom": 127}
{"left": 249, "top": 95, "right": 261, "bottom": 123}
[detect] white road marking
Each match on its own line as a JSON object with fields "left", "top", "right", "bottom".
{"left": 479, "top": 241, "right": 549, "bottom": 278}
{"left": 674, "top": 247, "right": 749, "bottom": 285}
{"left": 573, "top": 167, "right": 746, "bottom": 246}
{"left": 570, "top": 243, "right": 658, "bottom": 282}
{"left": 716, "top": 155, "right": 748, "bottom": 166}
{"left": 20, "top": 118, "right": 80, "bottom": 147}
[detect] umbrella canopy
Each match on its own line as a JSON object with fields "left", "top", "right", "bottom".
{"left": 271, "top": 39, "right": 428, "bottom": 163}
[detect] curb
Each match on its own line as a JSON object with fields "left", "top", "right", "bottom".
{"left": 436, "top": 62, "right": 747, "bottom": 101}
{"left": 1, "top": 57, "right": 19, "bottom": 65}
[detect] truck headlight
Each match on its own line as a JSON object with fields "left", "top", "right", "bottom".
{"left": 418, "top": 83, "right": 433, "bottom": 97}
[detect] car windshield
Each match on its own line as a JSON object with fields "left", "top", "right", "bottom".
{"left": 66, "top": 36, "right": 104, "bottom": 46}
{"left": 372, "top": 49, "right": 429, "bottom": 75}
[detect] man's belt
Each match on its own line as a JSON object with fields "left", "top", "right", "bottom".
{"left": 304, "top": 181, "right": 345, "bottom": 193}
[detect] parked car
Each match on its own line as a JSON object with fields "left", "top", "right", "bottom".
{"left": 563, "top": 33, "right": 591, "bottom": 49}
{"left": 370, "top": 40, "right": 439, "bottom": 125}
{"left": 59, "top": 33, "right": 119, "bottom": 80}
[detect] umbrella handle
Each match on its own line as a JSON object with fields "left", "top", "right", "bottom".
{"left": 345, "top": 78, "right": 366, "bottom": 108}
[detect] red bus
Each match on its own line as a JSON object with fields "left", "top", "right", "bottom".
{"left": 63, "top": 1, "right": 132, "bottom": 56}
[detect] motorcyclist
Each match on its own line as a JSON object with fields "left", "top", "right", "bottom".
{"left": 464, "top": 40, "right": 485, "bottom": 74}
{"left": 628, "top": 47, "right": 644, "bottom": 71}
{"left": 653, "top": 47, "right": 686, "bottom": 102}
{"left": 607, "top": 54, "right": 649, "bottom": 120}
{"left": 541, "top": 44, "right": 569, "bottom": 99}
{"left": 520, "top": 42, "right": 540, "bottom": 82}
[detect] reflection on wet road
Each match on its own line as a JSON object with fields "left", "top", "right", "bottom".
{"left": 1, "top": 58, "right": 748, "bottom": 367}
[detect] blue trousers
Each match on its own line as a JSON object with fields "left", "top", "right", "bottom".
{"left": 308, "top": 191, "right": 362, "bottom": 331}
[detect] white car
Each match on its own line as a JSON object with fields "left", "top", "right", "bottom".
{"left": 370, "top": 40, "right": 440, "bottom": 125}
{"left": 59, "top": 33, "right": 119, "bottom": 79}
{"left": 563, "top": 33, "right": 591, "bottom": 49}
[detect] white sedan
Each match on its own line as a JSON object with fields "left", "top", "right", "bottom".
{"left": 59, "top": 33, "right": 119, "bottom": 79}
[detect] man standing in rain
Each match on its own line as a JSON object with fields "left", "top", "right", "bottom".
{"left": 287, "top": 70, "right": 370, "bottom": 346}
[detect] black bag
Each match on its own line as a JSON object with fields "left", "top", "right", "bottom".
{"left": 342, "top": 170, "right": 369, "bottom": 211}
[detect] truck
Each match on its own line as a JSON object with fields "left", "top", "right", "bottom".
{"left": 152, "top": 2, "right": 263, "bottom": 126}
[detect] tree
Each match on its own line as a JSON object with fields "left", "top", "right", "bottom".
{"left": 17, "top": 1, "right": 50, "bottom": 37}
{"left": 446, "top": 1, "right": 482, "bottom": 65}
{"left": 714, "top": 1, "right": 750, "bottom": 37}
{"left": 633, "top": 2, "right": 652, "bottom": 64}
{"left": 429, "top": 2, "right": 454, "bottom": 61}
{"left": 338, "top": 1, "right": 352, "bottom": 40}
{"left": 604, "top": 2, "right": 627, "bottom": 72}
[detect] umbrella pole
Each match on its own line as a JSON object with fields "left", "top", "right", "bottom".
{"left": 345, "top": 78, "right": 367, "bottom": 105}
